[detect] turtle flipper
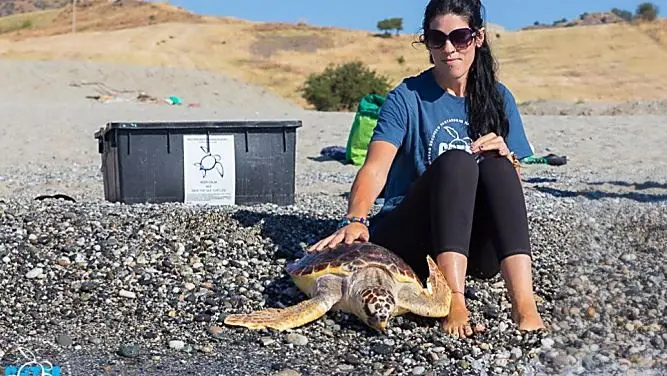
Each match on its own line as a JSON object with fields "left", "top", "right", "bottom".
{"left": 224, "top": 297, "right": 332, "bottom": 331}
{"left": 397, "top": 255, "right": 452, "bottom": 318}
{"left": 224, "top": 275, "right": 342, "bottom": 331}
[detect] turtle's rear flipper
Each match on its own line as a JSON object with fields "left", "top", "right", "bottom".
{"left": 224, "top": 275, "right": 342, "bottom": 331}
{"left": 224, "top": 297, "right": 332, "bottom": 331}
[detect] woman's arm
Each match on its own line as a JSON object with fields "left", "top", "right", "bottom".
{"left": 308, "top": 141, "right": 398, "bottom": 251}
{"left": 346, "top": 141, "right": 398, "bottom": 219}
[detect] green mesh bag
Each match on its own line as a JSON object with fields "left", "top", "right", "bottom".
{"left": 345, "top": 94, "right": 386, "bottom": 166}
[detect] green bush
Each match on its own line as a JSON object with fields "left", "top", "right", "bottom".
{"left": 636, "top": 2, "right": 660, "bottom": 21}
{"left": 611, "top": 8, "right": 633, "bottom": 22}
{"left": 301, "top": 61, "right": 392, "bottom": 112}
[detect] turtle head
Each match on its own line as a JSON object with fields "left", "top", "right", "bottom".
{"left": 360, "top": 287, "right": 395, "bottom": 331}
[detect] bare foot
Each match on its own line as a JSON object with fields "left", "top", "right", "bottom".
{"left": 511, "top": 300, "right": 546, "bottom": 331}
{"left": 441, "top": 294, "right": 473, "bottom": 338}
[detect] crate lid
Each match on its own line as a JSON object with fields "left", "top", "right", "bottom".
{"left": 94, "top": 120, "right": 302, "bottom": 138}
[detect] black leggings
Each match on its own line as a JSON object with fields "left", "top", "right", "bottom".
{"left": 370, "top": 149, "right": 532, "bottom": 282}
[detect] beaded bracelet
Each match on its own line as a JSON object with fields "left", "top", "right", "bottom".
{"left": 509, "top": 152, "right": 521, "bottom": 169}
{"left": 337, "top": 216, "right": 370, "bottom": 229}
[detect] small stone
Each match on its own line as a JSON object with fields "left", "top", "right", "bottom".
{"left": 208, "top": 325, "right": 222, "bottom": 339}
{"left": 2, "top": 256, "right": 10, "bottom": 263}
{"left": 372, "top": 343, "right": 392, "bottom": 355}
{"left": 286, "top": 333, "right": 308, "bottom": 346}
{"left": 56, "top": 334, "right": 73, "bottom": 347}
{"left": 431, "top": 346, "right": 445, "bottom": 353}
{"left": 198, "top": 345, "right": 213, "bottom": 353}
{"left": 473, "top": 323, "right": 486, "bottom": 333}
{"left": 651, "top": 335, "right": 664, "bottom": 350}
{"left": 621, "top": 253, "right": 637, "bottom": 262}
{"left": 119, "top": 290, "right": 136, "bottom": 299}
{"left": 261, "top": 337, "right": 276, "bottom": 346}
{"left": 26, "top": 268, "right": 43, "bottom": 279}
{"left": 118, "top": 344, "right": 140, "bottom": 358}
{"left": 168, "top": 340, "right": 185, "bottom": 350}
{"left": 338, "top": 364, "right": 354, "bottom": 372}
{"left": 510, "top": 347, "right": 523, "bottom": 360}
{"left": 274, "top": 370, "right": 300, "bottom": 376}
{"left": 412, "top": 366, "right": 426, "bottom": 375}
{"left": 541, "top": 338, "right": 555, "bottom": 349}
{"left": 344, "top": 354, "right": 361, "bottom": 365}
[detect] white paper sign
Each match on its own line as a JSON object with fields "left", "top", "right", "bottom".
{"left": 183, "top": 134, "right": 236, "bottom": 205}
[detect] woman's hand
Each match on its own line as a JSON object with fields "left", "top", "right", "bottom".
{"left": 471, "top": 132, "right": 510, "bottom": 156}
{"left": 307, "top": 222, "right": 370, "bottom": 252}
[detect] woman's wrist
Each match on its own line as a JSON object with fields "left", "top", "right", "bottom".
{"left": 508, "top": 152, "right": 520, "bottom": 169}
{"left": 337, "top": 215, "right": 370, "bottom": 229}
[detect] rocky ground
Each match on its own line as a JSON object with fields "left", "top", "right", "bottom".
{"left": 0, "top": 175, "right": 666, "bottom": 376}
{"left": 0, "top": 59, "right": 665, "bottom": 375}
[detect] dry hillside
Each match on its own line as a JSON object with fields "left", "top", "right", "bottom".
{"left": 0, "top": 0, "right": 209, "bottom": 35}
{"left": 0, "top": 0, "right": 68, "bottom": 17}
{"left": 0, "top": 1, "right": 666, "bottom": 108}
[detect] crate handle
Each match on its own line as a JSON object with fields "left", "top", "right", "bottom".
{"left": 282, "top": 128, "right": 287, "bottom": 153}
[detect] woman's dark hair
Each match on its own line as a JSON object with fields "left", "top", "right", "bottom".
{"left": 420, "top": 0, "right": 509, "bottom": 139}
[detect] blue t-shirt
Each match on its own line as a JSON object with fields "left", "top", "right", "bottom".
{"left": 370, "top": 68, "right": 533, "bottom": 217}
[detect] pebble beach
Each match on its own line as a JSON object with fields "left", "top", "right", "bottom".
{"left": 0, "top": 59, "right": 666, "bottom": 376}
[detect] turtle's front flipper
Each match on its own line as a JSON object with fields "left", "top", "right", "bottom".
{"left": 397, "top": 255, "right": 452, "bottom": 318}
{"left": 224, "top": 275, "right": 342, "bottom": 331}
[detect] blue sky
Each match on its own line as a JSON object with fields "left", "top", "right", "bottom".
{"left": 162, "top": 0, "right": 664, "bottom": 32}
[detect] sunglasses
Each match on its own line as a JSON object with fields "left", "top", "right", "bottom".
{"left": 424, "top": 28, "right": 477, "bottom": 50}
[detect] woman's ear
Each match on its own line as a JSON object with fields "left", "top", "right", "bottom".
{"left": 475, "top": 27, "right": 485, "bottom": 47}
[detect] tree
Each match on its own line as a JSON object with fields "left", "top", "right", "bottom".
{"left": 301, "top": 61, "right": 392, "bottom": 112}
{"left": 611, "top": 8, "right": 633, "bottom": 22}
{"left": 377, "top": 17, "right": 403, "bottom": 36}
{"left": 387, "top": 17, "right": 403, "bottom": 35}
{"left": 636, "top": 2, "right": 660, "bottom": 21}
{"left": 377, "top": 19, "right": 393, "bottom": 36}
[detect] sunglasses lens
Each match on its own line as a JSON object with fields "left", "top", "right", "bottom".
{"left": 450, "top": 29, "right": 474, "bottom": 47}
{"left": 425, "top": 30, "right": 447, "bottom": 48}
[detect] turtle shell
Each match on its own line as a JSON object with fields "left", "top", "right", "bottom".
{"left": 286, "top": 242, "right": 421, "bottom": 285}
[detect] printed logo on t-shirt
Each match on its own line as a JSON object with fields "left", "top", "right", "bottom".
{"left": 426, "top": 118, "right": 473, "bottom": 164}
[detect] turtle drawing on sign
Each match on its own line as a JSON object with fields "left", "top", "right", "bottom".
{"left": 194, "top": 145, "right": 224, "bottom": 178}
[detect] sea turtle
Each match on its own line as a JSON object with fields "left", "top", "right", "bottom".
{"left": 223, "top": 241, "right": 452, "bottom": 332}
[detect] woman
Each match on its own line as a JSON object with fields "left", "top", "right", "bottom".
{"left": 309, "top": 0, "right": 545, "bottom": 338}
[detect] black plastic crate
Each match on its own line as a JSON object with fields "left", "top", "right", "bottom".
{"left": 94, "top": 120, "right": 302, "bottom": 206}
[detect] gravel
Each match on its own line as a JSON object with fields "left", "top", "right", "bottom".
{"left": 1, "top": 186, "right": 666, "bottom": 375}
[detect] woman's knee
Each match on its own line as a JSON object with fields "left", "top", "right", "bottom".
{"left": 429, "top": 149, "right": 479, "bottom": 179}
{"left": 477, "top": 152, "right": 516, "bottom": 178}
